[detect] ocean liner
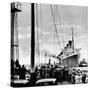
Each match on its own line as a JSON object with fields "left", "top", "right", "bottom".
{"left": 58, "top": 28, "right": 81, "bottom": 67}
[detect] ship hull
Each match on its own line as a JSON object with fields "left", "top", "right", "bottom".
{"left": 62, "top": 53, "right": 80, "bottom": 67}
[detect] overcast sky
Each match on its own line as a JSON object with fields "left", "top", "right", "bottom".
{"left": 17, "top": 3, "right": 88, "bottom": 65}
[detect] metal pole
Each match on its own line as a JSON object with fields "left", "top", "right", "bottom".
{"left": 11, "top": 2, "right": 21, "bottom": 86}
{"left": 31, "top": 3, "right": 35, "bottom": 72}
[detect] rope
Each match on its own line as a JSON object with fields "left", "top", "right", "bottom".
{"left": 55, "top": 5, "right": 65, "bottom": 48}
{"left": 36, "top": 3, "right": 40, "bottom": 65}
{"left": 50, "top": 4, "right": 61, "bottom": 51}
{"left": 40, "top": 4, "right": 42, "bottom": 64}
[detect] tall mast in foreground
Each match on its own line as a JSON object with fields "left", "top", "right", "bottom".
{"left": 11, "top": 2, "right": 21, "bottom": 62}
{"left": 31, "top": 3, "right": 35, "bottom": 72}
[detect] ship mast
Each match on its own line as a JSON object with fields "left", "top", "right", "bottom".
{"left": 31, "top": 3, "right": 35, "bottom": 72}
{"left": 11, "top": 2, "right": 21, "bottom": 62}
{"left": 11, "top": 2, "right": 21, "bottom": 84}
{"left": 72, "top": 28, "right": 74, "bottom": 52}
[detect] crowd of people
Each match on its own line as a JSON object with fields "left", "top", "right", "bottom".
{"left": 11, "top": 59, "right": 88, "bottom": 85}
{"left": 29, "top": 64, "right": 88, "bottom": 84}
{"left": 11, "top": 59, "right": 29, "bottom": 80}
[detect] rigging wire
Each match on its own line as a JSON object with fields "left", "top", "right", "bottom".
{"left": 50, "top": 4, "right": 61, "bottom": 51}
{"left": 16, "top": 3, "right": 19, "bottom": 62}
{"left": 36, "top": 3, "right": 40, "bottom": 65}
{"left": 53, "top": 6, "right": 56, "bottom": 54}
{"left": 17, "top": 11, "right": 19, "bottom": 62}
{"left": 55, "top": 5, "right": 65, "bottom": 48}
{"left": 40, "top": 4, "right": 42, "bottom": 64}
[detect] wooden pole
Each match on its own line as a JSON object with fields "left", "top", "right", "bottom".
{"left": 31, "top": 3, "right": 35, "bottom": 71}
